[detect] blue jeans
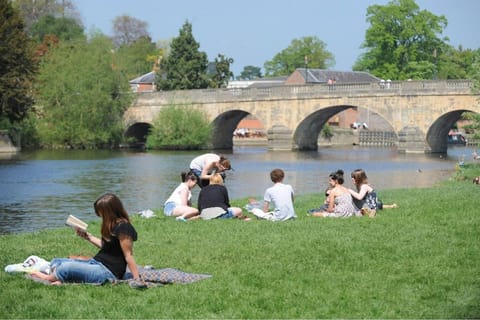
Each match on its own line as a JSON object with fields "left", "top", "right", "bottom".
{"left": 50, "top": 258, "right": 116, "bottom": 284}
{"left": 164, "top": 201, "right": 176, "bottom": 216}
{"left": 218, "top": 208, "right": 235, "bottom": 219}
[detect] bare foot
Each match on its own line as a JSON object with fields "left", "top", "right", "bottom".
{"left": 30, "top": 271, "right": 57, "bottom": 282}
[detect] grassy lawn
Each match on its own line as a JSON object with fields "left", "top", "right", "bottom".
{"left": 1, "top": 164, "right": 479, "bottom": 319}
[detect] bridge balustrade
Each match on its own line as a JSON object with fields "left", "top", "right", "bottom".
{"left": 141, "top": 80, "right": 473, "bottom": 105}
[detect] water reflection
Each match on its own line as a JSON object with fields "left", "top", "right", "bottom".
{"left": 0, "top": 145, "right": 473, "bottom": 235}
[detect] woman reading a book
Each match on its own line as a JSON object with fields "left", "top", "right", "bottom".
{"left": 30, "top": 193, "right": 143, "bottom": 285}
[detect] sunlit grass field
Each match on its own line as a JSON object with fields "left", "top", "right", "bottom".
{"left": 1, "top": 164, "right": 479, "bottom": 318}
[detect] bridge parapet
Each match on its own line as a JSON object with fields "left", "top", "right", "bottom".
{"left": 132, "top": 80, "right": 473, "bottom": 106}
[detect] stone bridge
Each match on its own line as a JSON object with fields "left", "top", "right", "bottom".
{"left": 123, "top": 80, "right": 479, "bottom": 153}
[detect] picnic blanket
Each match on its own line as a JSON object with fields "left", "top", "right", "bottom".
{"left": 123, "top": 267, "right": 212, "bottom": 289}
{"left": 24, "top": 266, "right": 212, "bottom": 289}
{"left": 6, "top": 256, "right": 211, "bottom": 289}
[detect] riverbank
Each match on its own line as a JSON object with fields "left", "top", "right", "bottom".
{"left": 1, "top": 163, "right": 479, "bottom": 318}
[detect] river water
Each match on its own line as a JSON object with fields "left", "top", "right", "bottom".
{"left": 0, "top": 145, "right": 472, "bottom": 235}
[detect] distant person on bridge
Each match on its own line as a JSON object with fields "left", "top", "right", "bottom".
{"left": 189, "top": 153, "right": 232, "bottom": 188}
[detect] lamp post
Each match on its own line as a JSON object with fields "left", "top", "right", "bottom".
{"left": 433, "top": 48, "right": 437, "bottom": 80}
{"left": 304, "top": 55, "right": 308, "bottom": 84}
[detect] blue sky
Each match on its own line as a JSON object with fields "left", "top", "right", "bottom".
{"left": 75, "top": 0, "right": 480, "bottom": 77}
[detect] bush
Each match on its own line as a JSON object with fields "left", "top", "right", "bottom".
{"left": 146, "top": 104, "right": 212, "bottom": 150}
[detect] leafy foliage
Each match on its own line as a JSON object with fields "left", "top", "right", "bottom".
{"left": 146, "top": 104, "right": 212, "bottom": 149}
{"left": 354, "top": 0, "right": 448, "bottom": 80}
{"left": 35, "top": 35, "right": 132, "bottom": 149}
{"left": 115, "top": 37, "right": 159, "bottom": 80}
{"left": 209, "top": 54, "right": 234, "bottom": 88}
{"left": 0, "top": 0, "right": 37, "bottom": 124}
{"left": 156, "top": 21, "right": 210, "bottom": 90}
{"left": 12, "top": 0, "right": 80, "bottom": 33}
{"left": 264, "top": 36, "right": 334, "bottom": 77}
{"left": 238, "top": 65, "right": 262, "bottom": 80}
{"left": 29, "top": 14, "right": 85, "bottom": 43}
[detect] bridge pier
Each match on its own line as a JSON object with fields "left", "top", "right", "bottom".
{"left": 267, "top": 125, "right": 294, "bottom": 151}
{"left": 398, "top": 126, "right": 431, "bottom": 153}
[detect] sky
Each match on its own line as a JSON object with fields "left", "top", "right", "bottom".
{"left": 75, "top": 0, "right": 480, "bottom": 77}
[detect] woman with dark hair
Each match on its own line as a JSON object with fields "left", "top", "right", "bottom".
{"left": 311, "top": 170, "right": 359, "bottom": 218}
{"left": 348, "top": 168, "right": 397, "bottom": 218}
{"left": 164, "top": 171, "right": 199, "bottom": 221}
{"left": 189, "top": 153, "right": 232, "bottom": 188}
{"left": 30, "top": 193, "right": 143, "bottom": 285}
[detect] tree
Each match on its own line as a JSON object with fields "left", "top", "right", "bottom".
{"left": 35, "top": 35, "right": 133, "bottom": 148}
{"left": 12, "top": 0, "right": 81, "bottom": 33}
{"left": 115, "top": 37, "right": 159, "bottom": 80}
{"left": 156, "top": 21, "right": 210, "bottom": 90}
{"left": 112, "top": 15, "right": 150, "bottom": 47}
{"left": 0, "top": 0, "right": 37, "bottom": 124}
{"left": 353, "top": 0, "right": 448, "bottom": 80}
{"left": 30, "top": 14, "right": 85, "bottom": 43}
{"left": 209, "top": 54, "right": 234, "bottom": 88}
{"left": 146, "top": 104, "right": 212, "bottom": 150}
{"left": 238, "top": 65, "right": 262, "bottom": 80}
{"left": 264, "top": 36, "right": 334, "bottom": 77}
{"left": 436, "top": 45, "right": 480, "bottom": 80}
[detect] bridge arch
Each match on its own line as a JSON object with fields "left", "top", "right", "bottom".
{"left": 124, "top": 122, "right": 151, "bottom": 146}
{"left": 210, "top": 109, "right": 267, "bottom": 149}
{"left": 294, "top": 105, "right": 354, "bottom": 150}
{"left": 426, "top": 109, "right": 474, "bottom": 153}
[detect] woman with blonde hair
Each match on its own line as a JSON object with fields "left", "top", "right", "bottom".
{"left": 197, "top": 173, "right": 248, "bottom": 220}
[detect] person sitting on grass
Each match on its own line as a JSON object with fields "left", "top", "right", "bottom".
{"left": 197, "top": 173, "right": 250, "bottom": 221}
{"left": 310, "top": 169, "right": 359, "bottom": 218}
{"left": 164, "top": 171, "right": 200, "bottom": 222}
{"left": 248, "top": 168, "right": 296, "bottom": 221}
{"left": 348, "top": 168, "right": 398, "bottom": 218}
{"left": 30, "top": 193, "right": 144, "bottom": 286}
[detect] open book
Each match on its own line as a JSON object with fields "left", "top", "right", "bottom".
{"left": 65, "top": 215, "right": 88, "bottom": 232}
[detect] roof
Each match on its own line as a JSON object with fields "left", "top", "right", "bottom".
{"left": 297, "top": 68, "right": 380, "bottom": 83}
{"left": 129, "top": 71, "right": 156, "bottom": 84}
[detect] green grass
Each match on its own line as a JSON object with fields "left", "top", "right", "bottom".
{"left": 1, "top": 164, "right": 480, "bottom": 319}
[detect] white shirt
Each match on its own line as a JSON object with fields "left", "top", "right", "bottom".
{"left": 264, "top": 182, "right": 296, "bottom": 221}
{"left": 189, "top": 154, "right": 220, "bottom": 171}
{"left": 165, "top": 183, "right": 191, "bottom": 205}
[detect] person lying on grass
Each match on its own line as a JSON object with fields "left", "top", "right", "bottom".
{"left": 31, "top": 193, "right": 144, "bottom": 286}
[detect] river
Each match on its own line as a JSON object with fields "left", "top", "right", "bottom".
{"left": 0, "top": 145, "right": 472, "bottom": 235}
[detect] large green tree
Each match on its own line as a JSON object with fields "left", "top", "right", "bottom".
{"left": 156, "top": 21, "right": 210, "bottom": 90}
{"left": 237, "top": 65, "right": 262, "bottom": 80}
{"left": 146, "top": 104, "right": 212, "bottom": 150}
{"left": 354, "top": 0, "right": 448, "bottom": 80}
{"left": 209, "top": 54, "right": 234, "bottom": 88}
{"left": 0, "top": 0, "right": 37, "bottom": 124}
{"left": 264, "top": 36, "right": 334, "bottom": 77}
{"left": 12, "top": 0, "right": 80, "bottom": 33}
{"left": 29, "top": 14, "right": 85, "bottom": 43}
{"left": 115, "top": 37, "right": 159, "bottom": 80}
{"left": 35, "top": 34, "right": 132, "bottom": 148}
